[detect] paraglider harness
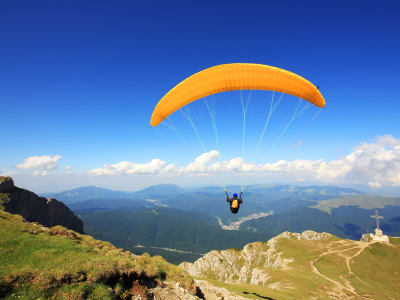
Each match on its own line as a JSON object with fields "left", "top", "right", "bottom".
{"left": 226, "top": 191, "right": 243, "bottom": 214}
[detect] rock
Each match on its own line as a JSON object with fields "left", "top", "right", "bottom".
{"left": 180, "top": 238, "right": 290, "bottom": 285}
{"left": 0, "top": 176, "right": 14, "bottom": 192}
{"left": 193, "top": 279, "right": 249, "bottom": 300}
{"left": 149, "top": 281, "right": 200, "bottom": 299}
{"left": 2, "top": 179, "right": 84, "bottom": 233}
{"left": 278, "top": 230, "right": 331, "bottom": 241}
{"left": 301, "top": 230, "right": 331, "bottom": 240}
{"left": 180, "top": 261, "right": 201, "bottom": 277}
{"left": 179, "top": 230, "right": 330, "bottom": 287}
{"left": 250, "top": 268, "right": 270, "bottom": 285}
{"left": 360, "top": 233, "right": 373, "bottom": 243}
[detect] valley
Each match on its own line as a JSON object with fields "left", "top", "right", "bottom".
{"left": 216, "top": 210, "right": 273, "bottom": 230}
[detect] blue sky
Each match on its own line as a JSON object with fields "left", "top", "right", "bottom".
{"left": 1, "top": 1, "right": 400, "bottom": 193}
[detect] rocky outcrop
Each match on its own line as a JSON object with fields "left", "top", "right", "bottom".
{"left": 360, "top": 233, "right": 373, "bottom": 243}
{"left": 278, "top": 230, "right": 332, "bottom": 241}
{"left": 149, "top": 281, "right": 200, "bottom": 299}
{"left": 0, "top": 176, "right": 14, "bottom": 193}
{"left": 0, "top": 177, "right": 84, "bottom": 233}
{"left": 194, "top": 280, "right": 249, "bottom": 300}
{"left": 180, "top": 230, "right": 331, "bottom": 287}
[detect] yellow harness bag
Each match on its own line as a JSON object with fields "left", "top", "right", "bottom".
{"left": 232, "top": 199, "right": 239, "bottom": 209}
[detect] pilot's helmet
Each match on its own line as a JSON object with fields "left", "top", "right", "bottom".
{"left": 233, "top": 193, "right": 238, "bottom": 198}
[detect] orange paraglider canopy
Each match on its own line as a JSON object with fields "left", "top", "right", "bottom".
{"left": 151, "top": 63, "right": 325, "bottom": 127}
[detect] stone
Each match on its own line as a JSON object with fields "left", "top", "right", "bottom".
{"left": 2, "top": 178, "right": 84, "bottom": 233}
{"left": 0, "top": 176, "right": 14, "bottom": 192}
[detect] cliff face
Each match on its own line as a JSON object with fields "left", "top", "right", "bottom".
{"left": 0, "top": 176, "right": 14, "bottom": 192}
{"left": 180, "top": 231, "right": 400, "bottom": 299}
{"left": 180, "top": 230, "right": 332, "bottom": 285}
{"left": 0, "top": 176, "right": 84, "bottom": 233}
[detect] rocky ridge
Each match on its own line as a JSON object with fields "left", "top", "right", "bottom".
{"left": 0, "top": 176, "right": 84, "bottom": 233}
{"left": 180, "top": 230, "right": 332, "bottom": 286}
{"left": 0, "top": 176, "right": 14, "bottom": 192}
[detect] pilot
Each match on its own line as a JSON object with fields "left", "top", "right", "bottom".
{"left": 226, "top": 191, "right": 243, "bottom": 214}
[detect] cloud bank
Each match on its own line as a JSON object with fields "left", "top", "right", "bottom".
{"left": 88, "top": 135, "right": 400, "bottom": 188}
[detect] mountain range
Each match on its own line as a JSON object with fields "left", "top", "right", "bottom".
{"left": 40, "top": 183, "right": 400, "bottom": 264}
{"left": 2, "top": 176, "right": 400, "bottom": 299}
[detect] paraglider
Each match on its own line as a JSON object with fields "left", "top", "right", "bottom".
{"left": 226, "top": 192, "right": 243, "bottom": 214}
{"left": 150, "top": 63, "right": 325, "bottom": 214}
{"left": 150, "top": 63, "right": 325, "bottom": 127}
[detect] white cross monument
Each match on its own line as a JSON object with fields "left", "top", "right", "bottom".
{"left": 370, "top": 210, "right": 389, "bottom": 242}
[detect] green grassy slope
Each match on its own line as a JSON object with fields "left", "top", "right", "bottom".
{"left": 0, "top": 209, "right": 194, "bottom": 299}
{"left": 185, "top": 232, "right": 400, "bottom": 300}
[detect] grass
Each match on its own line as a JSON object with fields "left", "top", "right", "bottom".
{"left": 314, "top": 253, "right": 348, "bottom": 286}
{"left": 202, "top": 277, "right": 322, "bottom": 300}
{"left": 0, "top": 192, "right": 10, "bottom": 210}
{"left": 350, "top": 242, "right": 400, "bottom": 299}
{"left": 0, "top": 209, "right": 194, "bottom": 299}
{"left": 190, "top": 233, "right": 400, "bottom": 300}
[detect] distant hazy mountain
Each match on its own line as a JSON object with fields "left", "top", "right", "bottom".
{"left": 238, "top": 193, "right": 400, "bottom": 240}
{"left": 41, "top": 184, "right": 184, "bottom": 204}
{"left": 242, "top": 184, "right": 365, "bottom": 206}
{"left": 157, "top": 185, "right": 366, "bottom": 223}
{"left": 131, "top": 184, "right": 183, "bottom": 198}
{"left": 41, "top": 186, "right": 131, "bottom": 203}
{"left": 43, "top": 184, "right": 367, "bottom": 222}
{"left": 71, "top": 184, "right": 400, "bottom": 264}
{"left": 42, "top": 183, "right": 365, "bottom": 205}
{"left": 67, "top": 198, "right": 152, "bottom": 211}
{"left": 39, "top": 183, "right": 400, "bottom": 253}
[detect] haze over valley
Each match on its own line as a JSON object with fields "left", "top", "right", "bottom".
{"left": 38, "top": 183, "right": 400, "bottom": 264}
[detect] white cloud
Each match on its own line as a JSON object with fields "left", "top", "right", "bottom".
{"left": 88, "top": 135, "right": 400, "bottom": 188}
{"left": 65, "top": 165, "right": 72, "bottom": 175}
{"left": 89, "top": 159, "right": 166, "bottom": 176}
{"left": 16, "top": 155, "right": 62, "bottom": 171}
{"left": 184, "top": 150, "right": 220, "bottom": 174}
{"left": 254, "top": 135, "right": 400, "bottom": 188}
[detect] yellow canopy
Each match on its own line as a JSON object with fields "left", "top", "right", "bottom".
{"left": 151, "top": 63, "right": 325, "bottom": 127}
